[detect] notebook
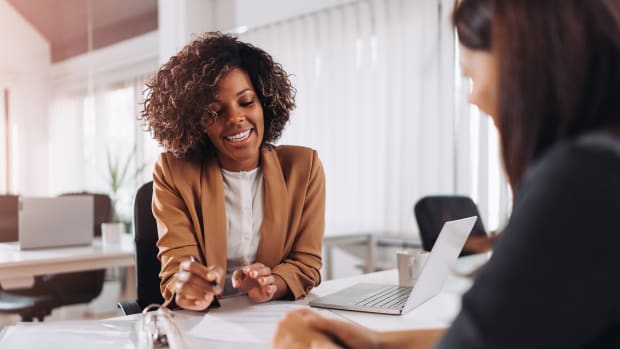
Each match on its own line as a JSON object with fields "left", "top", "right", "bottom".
{"left": 310, "top": 216, "right": 477, "bottom": 315}
{"left": 16, "top": 196, "right": 94, "bottom": 249}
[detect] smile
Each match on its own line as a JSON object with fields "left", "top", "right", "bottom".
{"left": 224, "top": 129, "right": 252, "bottom": 143}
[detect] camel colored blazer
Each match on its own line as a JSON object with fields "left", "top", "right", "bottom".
{"left": 152, "top": 145, "right": 325, "bottom": 305}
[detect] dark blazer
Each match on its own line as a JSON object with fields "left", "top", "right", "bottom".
{"left": 153, "top": 145, "right": 325, "bottom": 305}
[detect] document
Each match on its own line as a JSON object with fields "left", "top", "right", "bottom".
{"left": 188, "top": 300, "right": 330, "bottom": 344}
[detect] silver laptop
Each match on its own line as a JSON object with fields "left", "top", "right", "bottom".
{"left": 17, "top": 196, "right": 94, "bottom": 249}
{"left": 310, "top": 216, "right": 476, "bottom": 315}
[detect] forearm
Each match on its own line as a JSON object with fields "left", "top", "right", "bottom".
{"left": 378, "top": 329, "right": 444, "bottom": 349}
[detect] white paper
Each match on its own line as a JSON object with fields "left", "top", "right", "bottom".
{"left": 188, "top": 301, "right": 333, "bottom": 344}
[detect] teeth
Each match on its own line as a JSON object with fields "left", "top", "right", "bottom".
{"left": 225, "top": 129, "right": 251, "bottom": 142}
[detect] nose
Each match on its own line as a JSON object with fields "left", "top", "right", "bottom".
{"left": 224, "top": 107, "right": 246, "bottom": 124}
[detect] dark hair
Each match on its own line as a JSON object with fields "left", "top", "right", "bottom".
{"left": 141, "top": 32, "right": 296, "bottom": 158}
{"left": 453, "top": 0, "right": 620, "bottom": 189}
{"left": 452, "top": 0, "right": 492, "bottom": 51}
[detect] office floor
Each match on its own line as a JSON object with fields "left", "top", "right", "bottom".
{"left": 0, "top": 267, "right": 136, "bottom": 330}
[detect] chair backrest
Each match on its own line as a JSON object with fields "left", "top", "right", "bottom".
{"left": 60, "top": 192, "right": 113, "bottom": 237}
{"left": 133, "top": 181, "right": 164, "bottom": 308}
{"left": 0, "top": 195, "right": 19, "bottom": 242}
{"left": 414, "top": 195, "right": 487, "bottom": 254}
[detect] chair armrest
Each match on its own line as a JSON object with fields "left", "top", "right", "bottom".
{"left": 117, "top": 300, "right": 142, "bottom": 315}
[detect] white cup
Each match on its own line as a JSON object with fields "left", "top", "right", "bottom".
{"left": 397, "top": 250, "right": 430, "bottom": 287}
{"left": 101, "top": 222, "right": 123, "bottom": 247}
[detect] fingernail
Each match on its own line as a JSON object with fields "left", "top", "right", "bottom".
{"left": 251, "top": 271, "right": 257, "bottom": 278}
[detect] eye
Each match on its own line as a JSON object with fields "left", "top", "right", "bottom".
{"left": 240, "top": 99, "right": 254, "bottom": 107}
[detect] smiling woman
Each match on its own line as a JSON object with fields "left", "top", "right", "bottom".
{"left": 141, "top": 32, "right": 326, "bottom": 311}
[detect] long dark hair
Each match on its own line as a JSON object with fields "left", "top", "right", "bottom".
{"left": 454, "top": 0, "right": 620, "bottom": 190}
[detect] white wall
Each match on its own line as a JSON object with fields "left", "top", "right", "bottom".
{"left": 0, "top": 0, "right": 51, "bottom": 195}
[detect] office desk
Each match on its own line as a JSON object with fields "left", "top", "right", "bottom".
{"left": 0, "top": 235, "right": 134, "bottom": 290}
{"left": 0, "top": 254, "right": 487, "bottom": 349}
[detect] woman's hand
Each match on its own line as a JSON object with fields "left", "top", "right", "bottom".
{"left": 273, "top": 309, "right": 380, "bottom": 349}
{"left": 174, "top": 258, "right": 223, "bottom": 311}
{"left": 274, "top": 309, "right": 444, "bottom": 349}
{"left": 232, "top": 262, "right": 285, "bottom": 302}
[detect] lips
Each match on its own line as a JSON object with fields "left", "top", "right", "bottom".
{"left": 224, "top": 129, "right": 252, "bottom": 142}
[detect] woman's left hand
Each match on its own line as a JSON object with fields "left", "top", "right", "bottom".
{"left": 232, "top": 262, "right": 282, "bottom": 302}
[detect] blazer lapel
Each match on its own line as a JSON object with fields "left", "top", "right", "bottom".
{"left": 200, "top": 156, "right": 227, "bottom": 286}
{"left": 256, "top": 147, "right": 288, "bottom": 267}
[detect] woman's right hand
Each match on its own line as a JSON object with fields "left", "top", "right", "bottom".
{"left": 273, "top": 309, "right": 379, "bottom": 349}
{"left": 174, "top": 258, "right": 223, "bottom": 311}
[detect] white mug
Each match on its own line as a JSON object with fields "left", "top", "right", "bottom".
{"left": 397, "top": 250, "right": 430, "bottom": 287}
{"left": 101, "top": 222, "right": 123, "bottom": 247}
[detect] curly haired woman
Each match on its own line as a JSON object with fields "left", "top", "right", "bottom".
{"left": 142, "top": 32, "right": 325, "bottom": 310}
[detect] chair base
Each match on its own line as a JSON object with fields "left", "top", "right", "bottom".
{"left": 0, "top": 291, "right": 56, "bottom": 322}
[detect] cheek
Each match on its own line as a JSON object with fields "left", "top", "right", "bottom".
{"left": 468, "top": 75, "right": 494, "bottom": 115}
{"left": 204, "top": 127, "right": 220, "bottom": 144}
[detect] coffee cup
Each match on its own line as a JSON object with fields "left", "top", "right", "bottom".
{"left": 101, "top": 222, "right": 123, "bottom": 247}
{"left": 397, "top": 250, "right": 429, "bottom": 287}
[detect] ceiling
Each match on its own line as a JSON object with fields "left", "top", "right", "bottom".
{"left": 7, "top": 0, "right": 158, "bottom": 63}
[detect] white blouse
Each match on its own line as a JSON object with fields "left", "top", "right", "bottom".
{"left": 221, "top": 166, "right": 265, "bottom": 296}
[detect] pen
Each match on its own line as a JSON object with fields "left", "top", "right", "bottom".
{"left": 190, "top": 256, "right": 222, "bottom": 293}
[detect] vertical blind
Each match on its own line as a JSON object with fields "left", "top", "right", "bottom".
{"left": 241, "top": 0, "right": 510, "bottom": 236}
{"left": 241, "top": 0, "right": 459, "bottom": 237}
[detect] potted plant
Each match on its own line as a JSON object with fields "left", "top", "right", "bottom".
{"left": 106, "top": 145, "right": 147, "bottom": 233}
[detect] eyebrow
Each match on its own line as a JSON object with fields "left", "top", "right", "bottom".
{"left": 236, "top": 88, "right": 252, "bottom": 96}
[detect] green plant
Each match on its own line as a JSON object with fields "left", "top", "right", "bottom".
{"left": 106, "top": 145, "right": 147, "bottom": 229}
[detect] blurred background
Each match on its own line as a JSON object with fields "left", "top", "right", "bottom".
{"left": 0, "top": 0, "right": 510, "bottom": 322}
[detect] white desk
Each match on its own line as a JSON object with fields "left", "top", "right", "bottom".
{"left": 0, "top": 254, "right": 487, "bottom": 349}
{"left": 0, "top": 235, "right": 135, "bottom": 289}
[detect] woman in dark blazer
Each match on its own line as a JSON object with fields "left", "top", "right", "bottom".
{"left": 142, "top": 33, "right": 325, "bottom": 310}
{"left": 273, "top": 0, "right": 620, "bottom": 347}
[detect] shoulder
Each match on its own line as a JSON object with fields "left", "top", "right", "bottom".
{"left": 269, "top": 145, "right": 322, "bottom": 172}
{"left": 507, "top": 132, "right": 620, "bottom": 245}
{"left": 523, "top": 134, "right": 620, "bottom": 187}
{"left": 273, "top": 145, "right": 318, "bottom": 161}
{"left": 154, "top": 152, "right": 203, "bottom": 182}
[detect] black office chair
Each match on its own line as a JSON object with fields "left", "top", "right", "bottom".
{"left": 118, "top": 181, "right": 164, "bottom": 315}
{"left": 414, "top": 195, "right": 488, "bottom": 256}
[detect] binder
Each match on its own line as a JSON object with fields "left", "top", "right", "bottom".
{"left": 136, "top": 304, "right": 185, "bottom": 349}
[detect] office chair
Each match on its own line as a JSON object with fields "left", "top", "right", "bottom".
{"left": 414, "top": 195, "right": 488, "bottom": 256}
{"left": 118, "top": 181, "right": 164, "bottom": 315}
{"left": 0, "top": 193, "right": 112, "bottom": 321}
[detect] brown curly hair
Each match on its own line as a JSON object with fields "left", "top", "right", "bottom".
{"left": 141, "top": 32, "right": 296, "bottom": 158}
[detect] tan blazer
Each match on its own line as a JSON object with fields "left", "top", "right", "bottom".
{"left": 153, "top": 145, "right": 325, "bottom": 305}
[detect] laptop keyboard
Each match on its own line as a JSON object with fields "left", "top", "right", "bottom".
{"left": 354, "top": 286, "right": 412, "bottom": 310}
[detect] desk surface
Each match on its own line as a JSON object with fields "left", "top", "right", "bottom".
{"left": 0, "top": 254, "right": 488, "bottom": 349}
{"left": 0, "top": 235, "right": 134, "bottom": 289}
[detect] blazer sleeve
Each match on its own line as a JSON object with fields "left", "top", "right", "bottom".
{"left": 152, "top": 154, "right": 201, "bottom": 306}
{"left": 272, "top": 150, "right": 326, "bottom": 299}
